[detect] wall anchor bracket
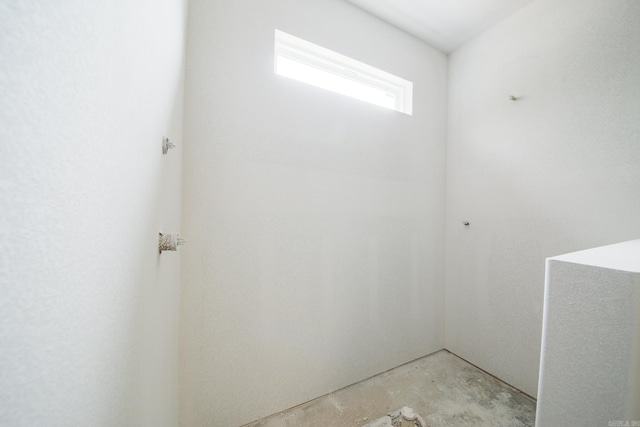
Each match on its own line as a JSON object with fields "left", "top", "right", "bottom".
{"left": 162, "top": 136, "right": 175, "bottom": 155}
{"left": 159, "top": 232, "right": 186, "bottom": 253}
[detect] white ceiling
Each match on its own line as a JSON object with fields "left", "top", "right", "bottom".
{"left": 344, "top": 0, "right": 535, "bottom": 53}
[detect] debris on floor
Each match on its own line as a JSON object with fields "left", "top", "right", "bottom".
{"left": 364, "top": 406, "right": 426, "bottom": 427}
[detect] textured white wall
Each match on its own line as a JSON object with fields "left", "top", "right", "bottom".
{"left": 180, "top": 1, "right": 447, "bottom": 425}
{"left": 537, "top": 240, "right": 640, "bottom": 425}
{"left": 0, "top": 1, "right": 186, "bottom": 426}
{"left": 445, "top": 0, "right": 640, "bottom": 397}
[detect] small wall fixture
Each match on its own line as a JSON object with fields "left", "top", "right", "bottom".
{"left": 463, "top": 221, "right": 470, "bottom": 226}
{"left": 159, "top": 232, "right": 186, "bottom": 253}
{"left": 509, "top": 95, "right": 518, "bottom": 101}
{"left": 162, "top": 136, "right": 175, "bottom": 155}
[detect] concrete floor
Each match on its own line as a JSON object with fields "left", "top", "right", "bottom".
{"left": 242, "top": 350, "right": 536, "bottom": 427}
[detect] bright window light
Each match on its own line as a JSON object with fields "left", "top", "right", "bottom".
{"left": 274, "top": 30, "right": 413, "bottom": 115}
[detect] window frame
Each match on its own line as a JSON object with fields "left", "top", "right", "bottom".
{"left": 274, "top": 29, "right": 413, "bottom": 115}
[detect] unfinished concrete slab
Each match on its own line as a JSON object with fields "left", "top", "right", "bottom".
{"left": 242, "top": 350, "right": 535, "bottom": 427}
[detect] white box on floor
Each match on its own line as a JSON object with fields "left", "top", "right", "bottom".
{"left": 536, "top": 240, "right": 640, "bottom": 426}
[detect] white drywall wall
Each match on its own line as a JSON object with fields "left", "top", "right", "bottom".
{"left": 537, "top": 240, "right": 640, "bottom": 425}
{"left": 445, "top": 0, "right": 640, "bottom": 397}
{"left": 0, "top": 1, "right": 186, "bottom": 426}
{"left": 180, "top": 0, "right": 447, "bottom": 425}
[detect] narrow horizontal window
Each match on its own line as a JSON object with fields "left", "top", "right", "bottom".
{"left": 274, "top": 30, "right": 413, "bottom": 115}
